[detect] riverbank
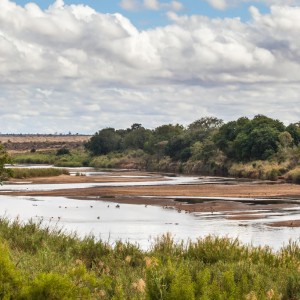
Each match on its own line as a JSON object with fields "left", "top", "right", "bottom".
{"left": 3, "top": 171, "right": 300, "bottom": 227}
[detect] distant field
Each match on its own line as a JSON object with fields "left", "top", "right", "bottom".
{"left": 0, "top": 134, "right": 92, "bottom": 152}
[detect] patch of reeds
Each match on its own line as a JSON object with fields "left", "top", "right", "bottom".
{"left": 286, "top": 167, "right": 300, "bottom": 184}
{"left": 12, "top": 149, "right": 91, "bottom": 168}
{"left": 229, "top": 160, "right": 288, "bottom": 181}
{"left": 9, "top": 168, "right": 69, "bottom": 178}
{"left": 1, "top": 217, "right": 300, "bottom": 299}
{"left": 11, "top": 152, "right": 56, "bottom": 165}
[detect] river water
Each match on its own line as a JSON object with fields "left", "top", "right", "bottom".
{"left": 1, "top": 167, "right": 300, "bottom": 251}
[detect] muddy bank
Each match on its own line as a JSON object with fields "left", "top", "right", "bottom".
{"left": 2, "top": 172, "right": 300, "bottom": 227}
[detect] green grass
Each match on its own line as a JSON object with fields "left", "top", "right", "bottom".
{"left": 11, "top": 149, "right": 91, "bottom": 168}
{"left": 1, "top": 218, "right": 300, "bottom": 299}
{"left": 9, "top": 168, "right": 69, "bottom": 178}
{"left": 11, "top": 151, "right": 56, "bottom": 165}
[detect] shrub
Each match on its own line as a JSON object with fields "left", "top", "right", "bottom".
{"left": 286, "top": 168, "right": 300, "bottom": 184}
{"left": 56, "top": 148, "right": 70, "bottom": 156}
{"left": 0, "top": 240, "right": 23, "bottom": 298}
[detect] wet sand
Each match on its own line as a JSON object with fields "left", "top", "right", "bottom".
{"left": 2, "top": 172, "right": 300, "bottom": 227}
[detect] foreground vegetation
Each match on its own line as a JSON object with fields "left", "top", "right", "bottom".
{"left": 0, "top": 217, "right": 300, "bottom": 299}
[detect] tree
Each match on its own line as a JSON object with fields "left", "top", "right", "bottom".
{"left": 215, "top": 115, "right": 285, "bottom": 161}
{"left": 188, "top": 117, "right": 223, "bottom": 131}
{"left": 286, "top": 123, "right": 300, "bottom": 146}
{"left": 85, "top": 128, "right": 121, "bottom": 155}
{"left": 188, "top": 117, "right": 223, "bottom": 143}
{"left": 122, "top": 124, "right": 152, "bottom": 150}
{"left": 165, "top": 135, "right": 192, "bottom": 161}
{"left": 0, "top": 144, "right": 11, "bottom": 180}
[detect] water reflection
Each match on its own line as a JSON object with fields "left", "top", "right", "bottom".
{"left": 0, "top": 195, "right": 300, "bottom": 251}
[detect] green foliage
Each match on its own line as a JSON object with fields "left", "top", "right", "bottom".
{"left": 215, "top": 115, "right": 286, "bottom": 161}
{"left": 56, "top": 148, "right": 70, "bottom": 156}
{"left": 122, "top": 124, "right": 152, "bottom": 151}
{"left": 0, "top": 240, "right": 23, "bottom": 299}
{"left": 286, "top": 123, "right": 300, "bottom": 145}
{"left": 26, "top": 273, "right": 77, "bottom": 299}
{"left": 1, "top": 219, "right": 300, "bottom": 299}
{"left": 85, "top": 128, "right": 121, "bottom": 155}
{"left": 9, "top": 168, "right": 69, "bottom": 179}
{"left": 0, "top": 144, "right": 11, "bottom": 180}
{"left": 12, "top": 149, "right": 90, "bottom": 168}
{"left": 11, "top": 151, "right": 56, "bottom": 165}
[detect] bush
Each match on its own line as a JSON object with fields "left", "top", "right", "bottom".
{"left": 56, "top": 148, "right": 70, "bottom": 156}
{"left": 286, "top": 168, "right": 300, "bottom": 184}
{"left": 0, "top": 240, "right": 23, "bottom": 298}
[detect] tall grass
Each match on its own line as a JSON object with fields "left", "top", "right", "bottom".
{"left": 11, "top": 149, "right": 91, "bottom": 168}
{"left": 286, "top": 167, "right": 300, "bottom": 184}
{"left": 1, "top": 218, "right": 300, "bottom": 299}
{"left": 11, "top": 152, "right": 56, "bottom": 165}
{"left": 9, "top": 168, "right": 69, "bottom": 178}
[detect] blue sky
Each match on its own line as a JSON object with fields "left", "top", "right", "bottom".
{"left": 1, "top": 0, "right": 300, "bottom": 133}
{"left": 13, "top": 0, "right": 271, "bottom": 28}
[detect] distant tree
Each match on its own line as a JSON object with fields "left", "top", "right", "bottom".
{"left": 85, "top": 128, "right": 121, "bottom": 155}
{"left": 165, "top": 135, "right": 192, "bottom": 161}
{"left": 215, "top": 115, "right": 285, "bottom": 161}
{"left": 122, "top": 124, "right": 152, "bottom": 150}
{"left": 0, "top": 144, "right": 11, "bottom": 180}
{"left": 286, "top": 123, "right": 300, "bottom": 145}
{"left": 188, "top": 117, "right": 223, "bottom": 131}
{"left": 153, "top": 124, "right": 184, "bottom": 142}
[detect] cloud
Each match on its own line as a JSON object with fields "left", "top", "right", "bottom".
{"left": 120, "top": 0, "right": 184, "bottom": 12}
{"left": 144, "top": 0, "right": 159, "bottom": 10}
{"left": 205, "top": 0, "right": 227, "bottom": 10}
{"left": 120, "top": 0, "right": 140, "bottom": 11}
{"left": 0, "top": 1, "right": 300, "bottom": 133}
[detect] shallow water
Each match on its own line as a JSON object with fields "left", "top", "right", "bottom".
{"left": 1, "top": 195, "right": 300, "bottom": 251}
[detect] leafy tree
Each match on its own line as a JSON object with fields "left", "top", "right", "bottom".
{"left": 188, "top": 117, "right": 223, "bottom": 143}
{"left": 122, "top": 124, "right": 152, "bottom": 150}
{"left": 165, "top": 135, "right": 192, "bottom": 161}
{"left": 286, "top": 123, "right": 300, "bottom": 145}
{"left": 85, "top": 128, "right": 121, "bottom": 155}
{"left": 0, "top": 144, "right": 11, "bottom": 180}
{"left": 215, "top": 115, "right": 285, "bottom": 161}
{"left": 145, "top": 124, "right": 184, "bottom": 155}
{"left": 188, "top": 117, "right": 223, "bottom": 131}
{"left": 152, "top": 124, "right": 184, "bottom": 142}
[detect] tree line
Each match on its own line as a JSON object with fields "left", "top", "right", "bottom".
{"left": 85, "top": 115, "right": 300, "bottom": 164}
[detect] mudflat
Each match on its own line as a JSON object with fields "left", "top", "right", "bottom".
{"left": 3, "top": 172, "right": 300, "bottom": 227}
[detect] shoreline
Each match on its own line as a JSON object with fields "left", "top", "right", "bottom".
{"left": 2, "top": 172, "right": 300, "bottom": 227}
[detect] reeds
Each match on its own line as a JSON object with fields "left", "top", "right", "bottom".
{"left": 1, "top": 218, "right": 300, "bottom": 299}
{"left": 9, "top": 168, "right": 69, "bottom": 178}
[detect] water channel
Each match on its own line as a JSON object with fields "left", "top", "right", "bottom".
{"left": 1, "top": 166, "right": 300, "bottom": 251}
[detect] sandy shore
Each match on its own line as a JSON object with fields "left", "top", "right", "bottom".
{"left": 2, "top": 172, "right": 300, "bottom": 227}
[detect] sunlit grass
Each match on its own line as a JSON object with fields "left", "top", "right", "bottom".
{"left": 1, "top": 218, "right": 300, "bottom": 299}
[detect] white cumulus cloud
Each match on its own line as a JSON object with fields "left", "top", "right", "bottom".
{"left": 0, "top": 1, "right": 300, "bottom": 133}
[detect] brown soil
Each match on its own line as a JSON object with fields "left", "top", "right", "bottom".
{"left": 0, "top": 134, "right": 91, "bottom": 152}
{"left": 268, "top": 220, "right": 300, "bottom": 227}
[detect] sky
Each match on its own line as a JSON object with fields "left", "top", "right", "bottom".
{"left": 1, "top": 0, "right": 300, "bottom": 133}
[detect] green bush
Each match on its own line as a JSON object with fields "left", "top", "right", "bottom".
{"left": 1, "top": 219, "right": 300, "bottom": 299}
{"left": 0, "top": 241, "right": 23, "bottom": 299}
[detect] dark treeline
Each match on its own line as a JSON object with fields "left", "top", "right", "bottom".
{"left": 84, "top": 115, "right": 300, "bottom": 181}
